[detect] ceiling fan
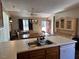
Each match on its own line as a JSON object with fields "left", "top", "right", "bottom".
{"left": 29, "top": 8, "right": 38, "bottom": 24}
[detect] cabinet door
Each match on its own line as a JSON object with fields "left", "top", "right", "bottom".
{"left": 56, "top": 21, "right": 59, "bottom": 28}
{"left": 60, "top": 19, "right": 64, "bottom": 28}
{"left": 66, "top": 21, "right": 72, "bottom": 29}
{"left": 17, "top": 52, "right": 29, "bottom": 59}
{"left": 46, "top": 47, "right": 59, "bottom": 59}
{"left": 60, "top": 43, "right": 75, "bottom": 59}
{"left": 30, "top": 56, "right": 45, "bottom": 59}
{"left": 46, "top": 53, "right": 58, "bottom": 59}
{"left": 29, "top": 49, "right": 45, "bottom": 59}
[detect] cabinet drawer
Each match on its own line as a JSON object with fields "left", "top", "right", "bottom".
{"left": 46, "top": 47, "right": 59, "bottom": 54}
{"left": 46, "top": 54, "right": 58, "bottom": 59}
{"left": 30, "top": 55, "right": 45, "bottom": 59}
{"left": 30, "top": 49, "right": 45, "bottom": 57}
{"left": 17, "top": 52, "right": 29, "bottom": 59}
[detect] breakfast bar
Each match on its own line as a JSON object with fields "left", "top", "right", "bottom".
{"left": 0, "top": 36, "right": 77, "bottom": 59}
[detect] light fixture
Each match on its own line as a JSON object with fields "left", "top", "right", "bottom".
{"left": 9, "top": 20, "right": 13, "bottom": 23}
{"left": 30, "top": 8, "right": 38, "bottom": 24}
{"left": 9, "top": 17, "right": 13, "bottom": 23}
{"left": 32, "top": 19, "right": 38, "bottom": 24}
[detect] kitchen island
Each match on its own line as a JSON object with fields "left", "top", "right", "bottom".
{"left": 0, "top": 36, "right": 77, "bottom": 59}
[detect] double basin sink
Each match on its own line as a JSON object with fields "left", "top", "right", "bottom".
{"left": 28, "top": 39, "right": 53, "bottom": 47}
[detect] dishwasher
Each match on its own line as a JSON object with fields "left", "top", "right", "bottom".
{"left": 60, "top": 43, "right": 75, "bottom": 59}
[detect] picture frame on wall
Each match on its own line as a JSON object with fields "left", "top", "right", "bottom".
{"left": 0, "top": 0, "right": 3, "bottom": 27}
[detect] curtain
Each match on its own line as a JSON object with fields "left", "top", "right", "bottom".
{"left": 18, "top": 19, "right": 23, "bottom": 30}
{"left": 28, "top": 19, "right": 33, "bottom": 30}
{"left": 46, "top": 20, "right": 51, "bottom": 34}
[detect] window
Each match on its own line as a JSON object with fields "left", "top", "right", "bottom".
{"left": 23, "top": 20, "right": 29, "bottom": 31}
{"left": 41, "top": 20, "right": 46, "bottom": 32}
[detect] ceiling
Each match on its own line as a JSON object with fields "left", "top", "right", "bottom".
{"left": 1, "top": 0, "right": 79, "bottom": 17}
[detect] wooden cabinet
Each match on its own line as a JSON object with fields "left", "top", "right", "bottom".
{"left": 56, "top": 21, "right": 59, "bottom": 28}
{"left": 29, "top": 49, "right": 45, "bottom": 59}
{"left": 60, "top": 19, "right": 64, "bottom": 28}
{"left": 46, "top": 47, "right": 59, "bottom": 59}
{"left": 17, "top": 47, "right": 59, "bottom": 59}
{"left": 17, "top": 52, "right": 29, "bottom": 59}
{"left": 66, "top": 21, "right": 72, "bottom": 29}
{"left": 55, "top": 17, "right": 77, "bottom": 37}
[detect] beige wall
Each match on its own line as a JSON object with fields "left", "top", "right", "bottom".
{"left": 48, "top": 15, "right": 54, "bottom": 34}
{"left": 55, "top": 7, "right": 79, "bottom": 19}
{"left": 32, "top": 17, "right": 41, "bottom": 33}
{"left": 10, "top": 17, "right": 19, "bottom": 31}
{"left": 33, "top": 19, "right": 41, "bottom": 33}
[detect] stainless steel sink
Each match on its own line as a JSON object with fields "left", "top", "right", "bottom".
{"left": 28, "top": 40, "right": 53, "bottom": 47}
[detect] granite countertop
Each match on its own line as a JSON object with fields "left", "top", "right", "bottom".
{"left": 0, "top": 36, "right": 77, "bottom": 59}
